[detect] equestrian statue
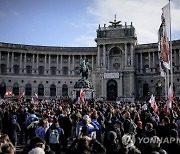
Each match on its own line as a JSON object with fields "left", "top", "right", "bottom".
{"left": 80, "top": 59, "right": 89, "bottom": 80}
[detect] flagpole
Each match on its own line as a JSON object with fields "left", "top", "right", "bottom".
{"left": 165, "top": 72, "right": 167, "bottom": 98}
{"left": 169, "top": 0, "right": 173, "bottom": 92}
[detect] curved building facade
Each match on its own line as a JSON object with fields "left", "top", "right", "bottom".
{"left": 0, "top": 21, "right": 180, "bottom": 101}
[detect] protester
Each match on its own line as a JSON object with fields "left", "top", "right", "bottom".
{"left": 0, "top": 97, "right": 179, "bottom": 154}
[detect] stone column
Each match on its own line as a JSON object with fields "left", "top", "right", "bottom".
{"left": 56, "top": 55, "right": 59, "bottom": 75}
{"left": 130, "top": 43, "right": 134, "bottom": 66}
{"left": 153, "top": 52, "right": 155, "bottom": 68}
{"left": 107, "top": 53, "right": 109, "bottom": 70}
{"left": 97, "top": 45, "right": 100, "bottom": 68}
{"left": 125, "top": 43, "right": 127, "bottom": 66}
{"left": 92, "top": 55, "right": 94, "bottom": 70}
{"left": 20, "top": 53, "right": 22, "bottom": 74}
{"left": 68, "top": 55, "right": 71, "bottom": 75}
{"left": 45, "top": 54, "right": 47, "bottom": 75}
{"left": 103, "top": 45, "right": 106, "bottom": 68}
{"left": 11, "top": 52, "right": 14, "bottom": 73}
{"left": 24, "top": 53, "right": 26, "bottom": 74}
{"left": 72, "top": 55, "right": 75, "bottom": 75}
{"left": 80, "top": 55, "right": 82, "bottom": 62}
{"left": 148, "top": 52, "right": 151, "bottom": 68}
{"left": 60, "top": 55, "right": 63, "bottom": 75}
{"left": 37, "top": 54, "right": 39, "bottom": 74}
{"left": 135, "top": 54, "right": 138, "bottom": 70}
{"left": 32, "top": 54, "right": 35, "bottom": 74}
{"left": 174, "top": 49, "right": 176, "bottom": 66}
{"left": 140, "top": 53, "right": 143, "bottom": 73}
{"left": 101, "top": 76, "right": 104, "bottom": 97}
{"left": 48, "top": 54, "right": 51, "bottom": 75}
{"left": 119, "top": 73, "right": 123, "bottom": 96}
{"left": 7, "top": 52, "right": 10, "bottom": 72}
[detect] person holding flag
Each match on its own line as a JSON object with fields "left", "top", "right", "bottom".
{"left": 149, "top": 94, "right": 158, "bottom": 113}
{"left": 34, "top": 93, "right": 39, "bottom": 99}
{"left": 18, "top": 91, "right": 25, "bottom": 100}
{"left": 165, "top": 84, "right": 173, "bottom": 116}
{"left": 4, "top": 90, "right": 14, "bottom": 98}
{"left": 80, "top": 88, "right": 85, "bottom": 103}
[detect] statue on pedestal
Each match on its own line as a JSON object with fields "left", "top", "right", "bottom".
{"left": 80, "top": 59, "right": 89, "bottom": 80}
{"left": 74, "top": 59, "right": 93, "bottom": 89}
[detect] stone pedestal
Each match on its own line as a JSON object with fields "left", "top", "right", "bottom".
{"left": 73, "top": 79, "right": 95, "bottom": 101}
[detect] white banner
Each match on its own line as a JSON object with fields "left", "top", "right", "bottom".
{"left": 104, "top": 73, "right": 119, "bottom": 78}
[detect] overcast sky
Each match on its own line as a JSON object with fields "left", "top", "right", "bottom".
{"left": 0, "top": 0, "right": 180, "bottom": 47}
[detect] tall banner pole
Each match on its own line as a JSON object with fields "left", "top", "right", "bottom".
{"left": 165, "top": 72, "right": 167, "bottom": 99}
{"left": 169, "top": 0, "right": 173, "bottom": 92}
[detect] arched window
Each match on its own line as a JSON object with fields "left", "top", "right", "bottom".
{"left": 109, "top": 47, "right": 123, "bottom": 70}
{"left": 62, "top": 84, "right": 68, "bottom": 96}
{"left": 143, "top": 82, "right": 149, "bottom": 96}
{"left": 38, "top": 66, "right": 44, "bottom": 75}
{"left": 50, "top": 84, "right": 56, "bottom": 96}
{"left": 13, "top": 65, "right": 19, "bottom": 74}
{"left": 26, "top": 65, "right": 32, "bottom": 74}
{"left": 0, "top": 82, "right": 6, "bottom": 98}
{"left": 25, "top": 83, "right": 32, "bottom": 96}
{"left": 1, "top": 64, "right": 6, "bottom": 75}
{"left": 107, "top": 79, "right": 117, "bottom": 100}
{"left": 51, "top": 66, "right": 56, "bottom": 75}
{"left": 74, "top": 67, "right": 80, "bottom": 76}
{"left": 62, "top": 67, "right": 68, "bottom": 75}
{"left": 13, "top": 83, "right": 19, "bottom": 96}
{"left": 38, "top": 84, "right": 44, "bottom": 96}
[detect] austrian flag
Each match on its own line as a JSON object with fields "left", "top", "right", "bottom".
{"left": 165, "top": 85, "right": 173, "bottom": 116}
{"left": 149, "top": 94, "right": 158, "bottom": 112}
{"left": 80, "top": 89, "right": 85, "bottom": 103}
{"left": 4, "top": 90, "right": 14, "bottom": 97}
{"left": 18, "top": 91, "right": 25, "bottom": 100}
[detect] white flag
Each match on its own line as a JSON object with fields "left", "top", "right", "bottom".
{"left": 162, "top": 3, "right": 170, "bottom": 39}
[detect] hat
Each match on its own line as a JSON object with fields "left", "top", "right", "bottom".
{"left": 83, "top": 115, "right": 91, "bottom": 123}
{"left": 28, "top": 147, "right": 45, "bottom": 154}
{"left": 121, "top": 134, "right": 134, "bottom": 148}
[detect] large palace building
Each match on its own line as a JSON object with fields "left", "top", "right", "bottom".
{"left": 1, "top": 19, "right": 180, "bottom": 102}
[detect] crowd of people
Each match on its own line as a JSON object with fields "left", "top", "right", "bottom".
{"left": 0, "top": 98, "right": 180, "bottom": 154}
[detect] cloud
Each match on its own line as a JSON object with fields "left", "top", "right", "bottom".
{"left": 87, "top": 0, "right": 180, "bottom": 44}
{"left": 74, "top": 34, "right": 96, "bottom": 47}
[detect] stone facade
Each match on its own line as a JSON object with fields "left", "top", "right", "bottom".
{"left": 0, "top": 21, "right": 180, "bottom": 101}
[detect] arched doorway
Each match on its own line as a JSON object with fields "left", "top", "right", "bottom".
{"left": 143, "top": 82, "right": 149, "bottom": 97}
{"left": 107, "top": 79, "right": 117, "bottom": 100}
{"left": 50, "top": 84, "right": 56, "bottom": 96}
{"left": 62, "top": 84, "right": 68, "bottom": 97}
{"left": 13, "top": 83, "right": 19, "bottom": 96}
{"left": 0, "top": 82, "right": 6, "bottom": 98}
{"left": 25, "top": 83, "right": 32, "bottom": 96}
{"left": 38, "top": 84, "right": 44, "bottom": 96}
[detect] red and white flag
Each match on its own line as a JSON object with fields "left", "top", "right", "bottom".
{"left": 31, "top": 97, "right": 35, "bottom": 104}
{"left": 18, "top": 91, "right": 25, "bottom": 100}
{"left": 80, "top": 89, "right": 85, "bottom": 103}
{"left": 4, "top": 90, "right": 14, "bottom": 97}
{"left": 34, "top": 93, "right": 39, "bottom": 99}
{"left": 149, "top": 94, "right": 158, "bottom": 112}
{"left": 158, "top": 3, "right": 170, "bottom": 70}
{"left": 165, "top": 85, "right": 173, "bottom": 116}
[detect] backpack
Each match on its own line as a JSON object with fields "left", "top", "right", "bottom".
{"left": 35, "top": 127, "right": 45, "bottom": 138}
{"left": 49, "top": 129, "right": 60, "bottom": 144}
